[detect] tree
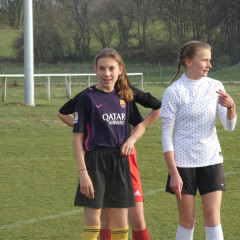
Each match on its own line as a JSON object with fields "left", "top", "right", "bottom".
{"left": 111, "top": 0, "right": 135, "bottom": 50}
{"left": 159, "top": 0, "right": 193, "bottom": 45}
{"left": 90, "top": 0, "right": 117, "bottom": 49}
{"left": 217, "top": 0, "right": 240, "bottom": 63}
{"left": 131, "top": 0, "right": 154, "bottom": 54}
{"left": 59, "top": 0, "right": 91, "bottom": 61}
{"left": 0, "top": 0, "right": 23, "bottom": 29}
{"left": 14, "top": 0, "right": 67, "bottom": 62}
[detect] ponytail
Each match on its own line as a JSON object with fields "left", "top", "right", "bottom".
{"left": 170, "top": 41, "right": 211, "bottom": 85}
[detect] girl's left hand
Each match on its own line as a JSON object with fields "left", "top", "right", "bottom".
{"left": 120, "top": 139, "right": 134, "bottom": 156}
{"left": 216, "top": 89, "right": 235, "bottom": 108}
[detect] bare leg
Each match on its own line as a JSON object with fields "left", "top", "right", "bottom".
{"left": 84, "top": 207, "right": 102, "bottom": 226}
{"left": 82, "top": 207, "right": 101, "bottom": 240}
{"left": 108, "top": 208, "right": 128, "bottom": 228}
{"left": 100, "top": 208, "right": 111, "bottom": 229}
{"left": 176, "top": 194, "right": 195, "bottom": 229}
{"left": 99, "top": 209, "right": 111, "bottom": 240}
{"left": 128, "top": 202, "right": 146, "bottom": 231}
{"left": 201, "top": 191, "right": 222, "bottom": 227}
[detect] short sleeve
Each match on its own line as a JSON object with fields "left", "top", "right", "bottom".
{"left": 73, "top": 93, "right": 90, "bottom": 132}
{"left": 59, "top": 86, "right": 96, "bottom": 115}
{"left": 59, "top": 93, "right": 80, "bottom": 115}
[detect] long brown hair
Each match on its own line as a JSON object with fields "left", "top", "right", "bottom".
{"left": 94, "top": 48, "right": 133, "bottom": 101}
{"left": 170, "top": 41, "right": 211, "bottom": 85}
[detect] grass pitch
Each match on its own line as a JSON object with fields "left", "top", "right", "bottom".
{"left": 0, "top": 84, "right": 239, "bottom": 239}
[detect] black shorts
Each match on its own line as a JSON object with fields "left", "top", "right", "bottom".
{"left": 166, "top": 163, "right": 226, "bottom": 195}
{"left": 74, "top": 146, "right": 135, "bottom": 208}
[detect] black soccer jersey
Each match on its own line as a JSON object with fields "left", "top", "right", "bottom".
{"left": 58, "top": 86, "right": 95, "bottom": 115}
{"left": 73, "top": 86, "right": 143, "bottom": 151}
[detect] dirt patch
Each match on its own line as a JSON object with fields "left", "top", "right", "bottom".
{"left": 6, "top": 102, "right": 25, "bottom": 106}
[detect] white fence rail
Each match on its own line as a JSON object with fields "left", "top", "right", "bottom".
{"left": 1, "top": 73, "right": 143, "bottom": 102}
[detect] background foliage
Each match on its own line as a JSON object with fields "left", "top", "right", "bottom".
{"left": 0, "top": 0, "right": 240, "bottom": 64}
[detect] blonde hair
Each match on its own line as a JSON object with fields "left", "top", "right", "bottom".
{"left": 94, "top": 48, "right": 133, "bottom": 101}
{"left": 170, "top": 41, "right": 211, "bottom": 85}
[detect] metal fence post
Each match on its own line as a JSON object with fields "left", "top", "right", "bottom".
{"left": 140, "top": 74, "right": 143, "bottom": 90}
{"left": 87, "top": 75, "right": 90, "bottom": 88}
{"left": 159, "top": 62, "right": 162, "bottom": 87}
{"left": 46, "top": 76, "right": 50, "bottom": 101}
{"left": 65, "top": 76, "right": 71, "bottom": 99}
{"left": 2, "top": 76, "right": 7, "bottom": 102}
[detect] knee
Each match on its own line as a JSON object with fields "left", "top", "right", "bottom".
{"left": 84, "top": 216, "right": 101, "bottom": 226}
{"left": 179, "top": 215, "right": 195, "bottom": 229}
{"left": 128, "top": 213, "right": 146, "bottom": 231}
{"left": 203, "top": 210, "right": 221, "bottom": 226}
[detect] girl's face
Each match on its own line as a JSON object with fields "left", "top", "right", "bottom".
{"left": 94, "top": 57, "right": 122, "bottom": 92}
{"left": 185, "top": 48, "right": 212, "bottom": 80}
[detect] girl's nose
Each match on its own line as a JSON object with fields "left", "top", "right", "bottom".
{"left": 104, "top": 69, "right": 110, "bottom": 76}
{"left": 207, "top": 61, "right": 212, "bottom": 69}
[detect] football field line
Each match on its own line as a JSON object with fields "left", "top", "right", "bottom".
{"left": 224, "top": 169, "right": 240, "bottom": 176}
{"left": 0, "top": 209, "right": 83, "bottom": 230}
{"left": 0, "top": 168, "right": 239, "bottom": 230}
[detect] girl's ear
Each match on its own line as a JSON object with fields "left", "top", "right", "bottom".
{"left": 119, "top": 66, "right": 123, "bottom": 76}
{"left": 94, "top": 65, "right": 97, "bottom": 73}
{"left": 185, "top": 58, "right": 192, "bottom": 67}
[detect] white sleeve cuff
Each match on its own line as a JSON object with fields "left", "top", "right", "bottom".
{"left": 224, "top": 115, "right": 237, "bottom": 131}
{"left": 161, "top": 117, "right": 175, "bottom": 153}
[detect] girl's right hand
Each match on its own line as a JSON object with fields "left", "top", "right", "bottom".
{"left": 79, "top": 171, "right": 94, "bottom": 199}
{"left": 170, "top": 173, "right": 183, "bottom": 200}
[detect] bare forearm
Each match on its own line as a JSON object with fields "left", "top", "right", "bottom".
{"left": 164, "top": 150, "right": 183, "bottom": 199}
{"left": 58, "top": 112, "right": 74, "bottom": 127}
{"left": 227, "top": 103, "right": 236, "bottom": 120}
{"left": 121, "top": 122, "right": 145, "bottom": 156}
{"left": 129, "top": 122, "right": 145, "bottom": 143}
{"left": 72, "top": 132, "right": 86, "bottom": 170}
{"left": 143, "top": 108, "right": 161, "bottom": 127}
{"left": 73, "top": 132, "right": 94, "bottom": 199}
{"left": 164, "top": 151, "right": 179, "bottom": 177}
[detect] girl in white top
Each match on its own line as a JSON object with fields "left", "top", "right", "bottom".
{"left": 160, "top": 41, "right": 237, "bottom": 240}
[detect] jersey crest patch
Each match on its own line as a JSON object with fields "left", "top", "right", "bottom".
{"left": 74, "top": 112, "right": 78, "bottom": 123}
{"left": 120, "top": 100, "right": 126, "bottom": 108}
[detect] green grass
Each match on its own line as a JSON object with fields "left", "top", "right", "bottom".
{"left": 0, "top": 84, "right": 239, "bottom": 239}
{"left": 0, "top": 30, "right": 22, "bottom": 58}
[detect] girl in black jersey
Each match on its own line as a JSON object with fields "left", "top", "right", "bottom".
{"left": 72, "top": 48, "right": 145, "bottom": 240}
{"left": 58, "top": 84, "right": 161, "bottom": 240}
